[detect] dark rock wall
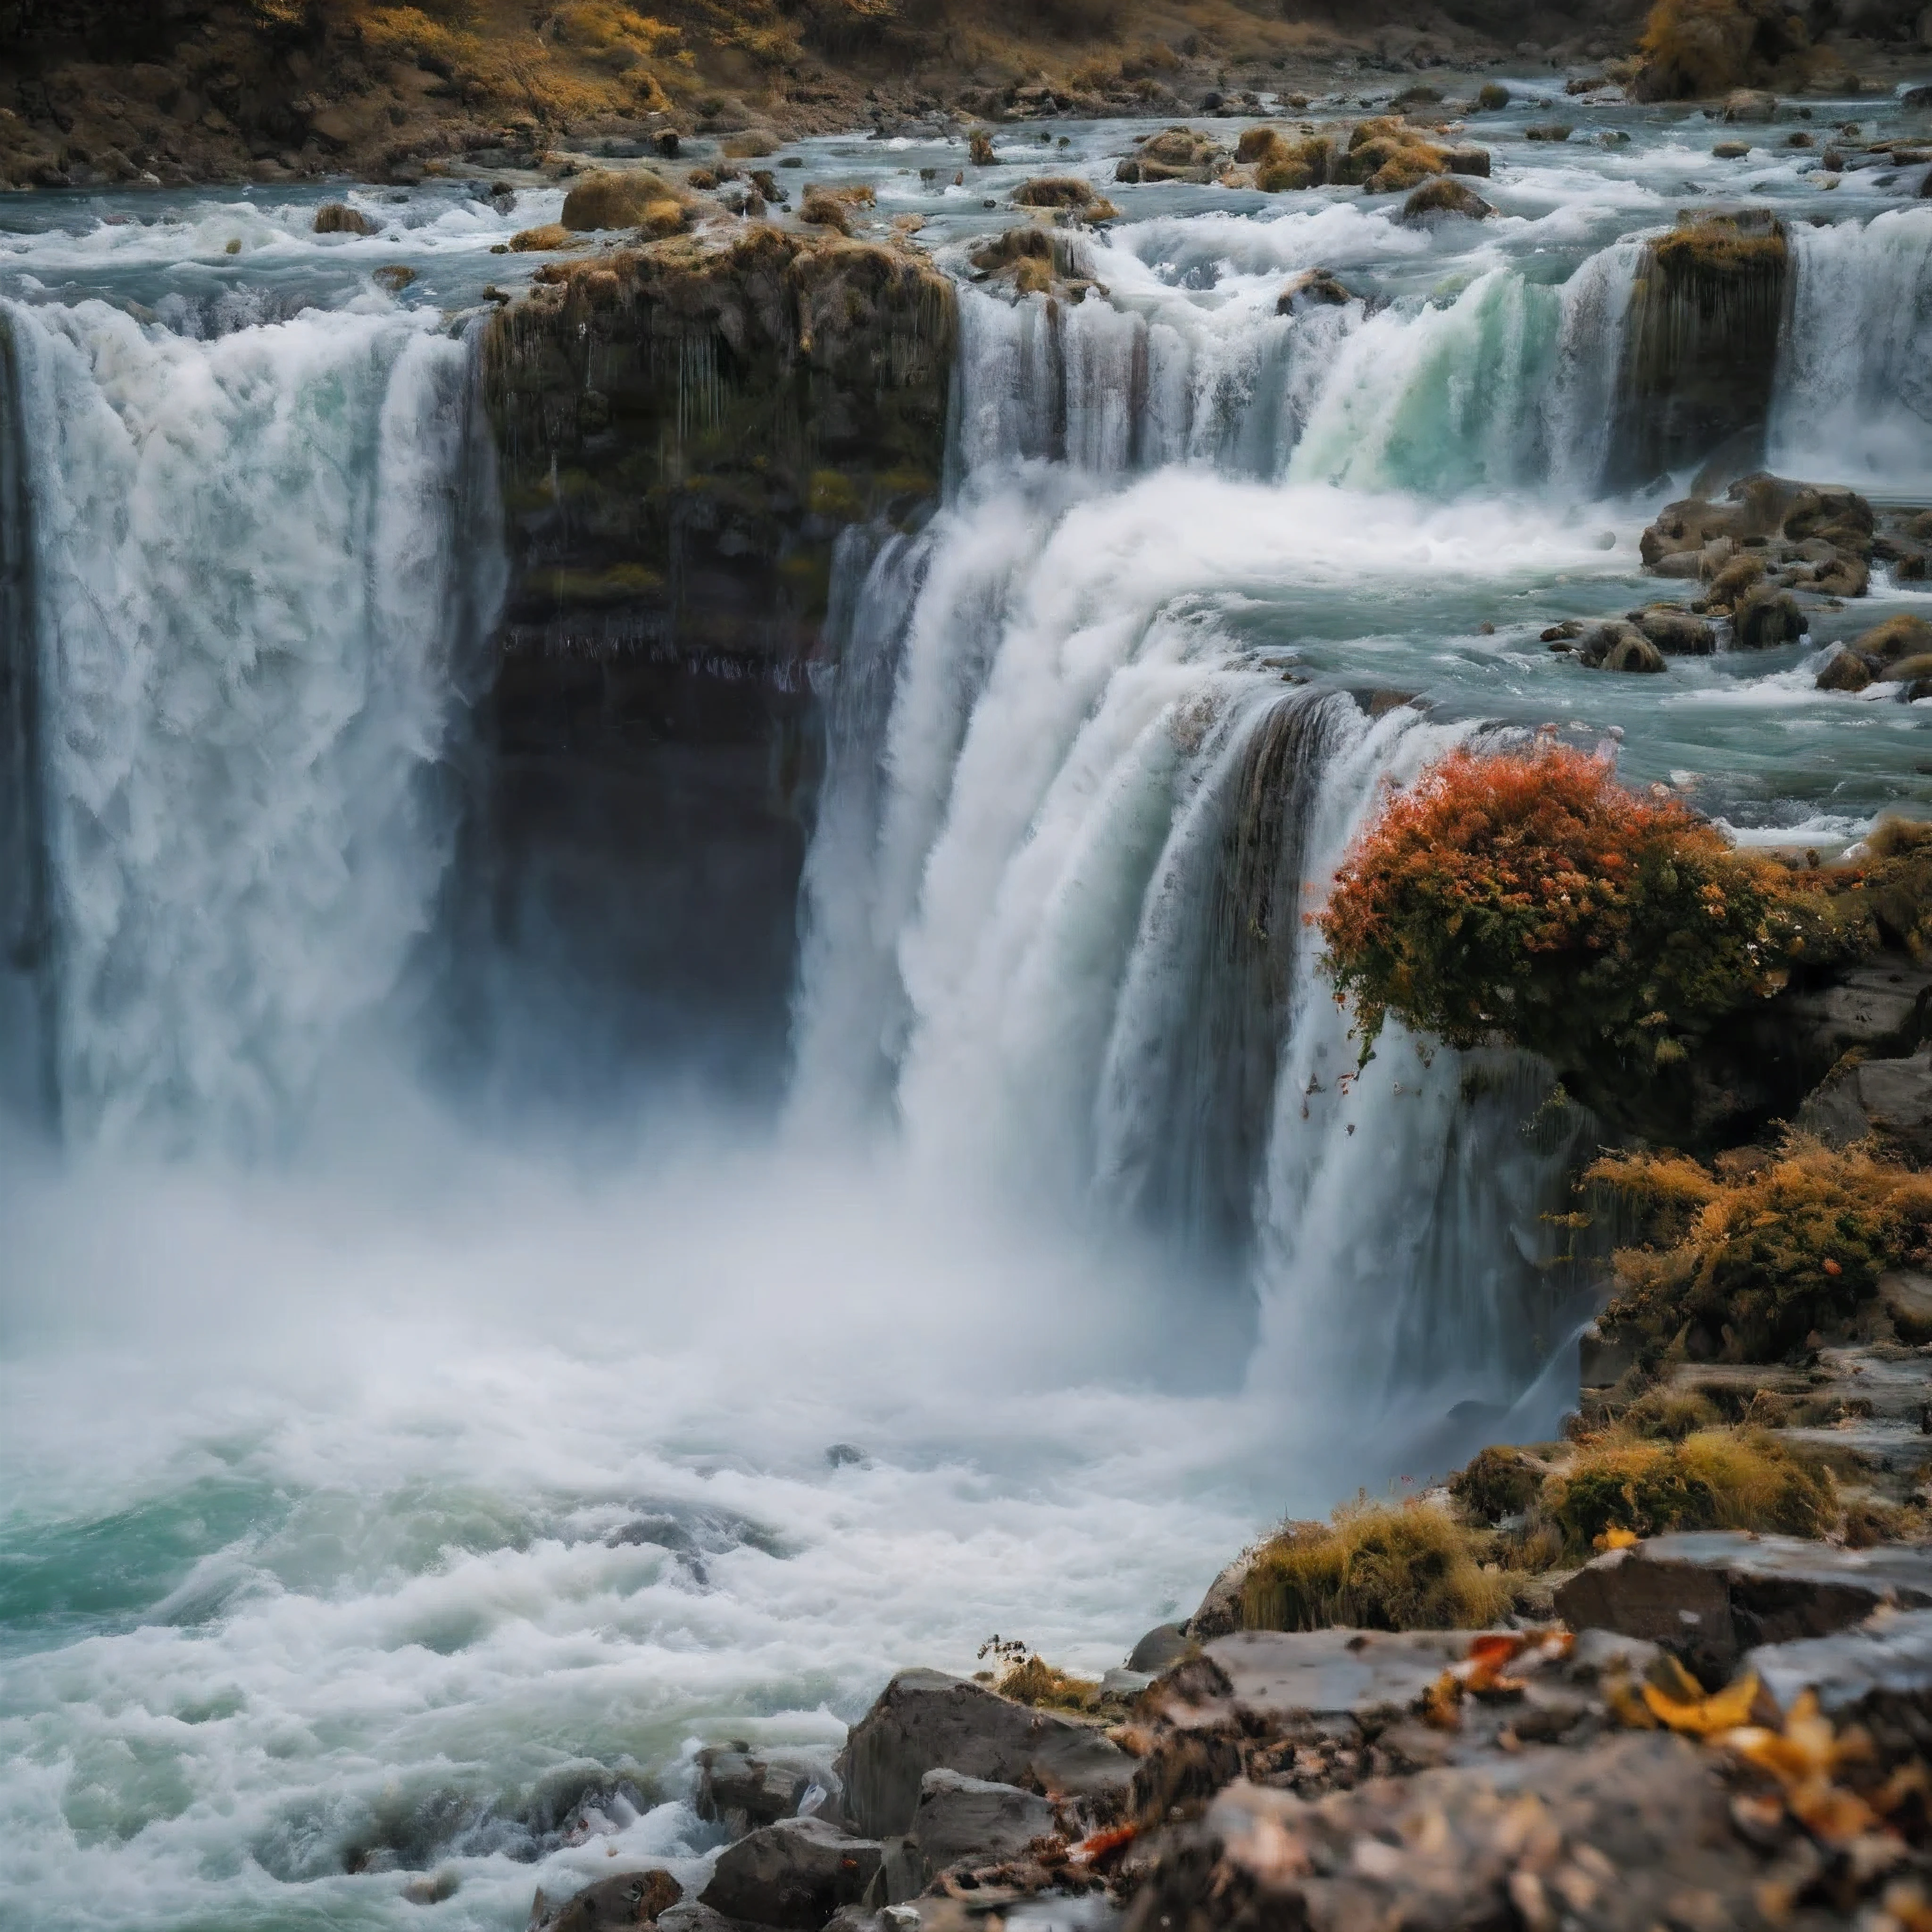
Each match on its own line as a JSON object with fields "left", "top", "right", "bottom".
{"left": 469, "top": 227, "right": 955, "bottom": 1105}
{"left": 0, "top": 316, "right": 55, "bottom": 1132}
{"left": 1609, "top": 212, "right": 1790, "bottom": 489}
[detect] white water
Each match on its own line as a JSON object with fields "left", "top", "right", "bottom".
{"left": 4, "top": 90, "right": 1932, "bottom": 1932}
{"left": 4, "top": 300, "right": 499, "bottom": 1155}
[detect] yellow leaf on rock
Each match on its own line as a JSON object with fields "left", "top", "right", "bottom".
{"left": 1598, "top": 1525, "right": 1639, "bottom": 1550}
{"left": 1642, "top": 1670, "right": 1762, "bottom": 1736}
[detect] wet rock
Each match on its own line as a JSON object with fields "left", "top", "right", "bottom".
{"left": 700, "top": 1817, "right": 883, "bottom": 1929}
{"left": 509, "top": 225, "right": 579, "bottom": 252}
{"left": 1398, "top": 176, "right": 1492, "bottom": 222}
{"left": 530, "top": 1868, "right": 682, "bottom": 1932}
{"left": 1577, "top": 621, "right": 1665, "bottom": 672}
{"left": 373, "top": 265, "right": 417, "bottom": 292}
{"left": 1724, "top": 88, "right": 1780, "bottom": 121}
{"left": 1121, "top": 125, "right": 1228, "bottom": 183}
{"left": 1816, "top": 645, "right": 1874, "bottom": 691}
{"left": 1443, "top": 144, "right": 1492, "bottom": 176}
{"left": 1553, "top": 1531, "right": 1932, "bottom": 1684}
{"left": 1859, "top": 613, "right": 1932, "bottom": 663}
{"left": 1612, "top": 219, "right": 1787, "bottom": 487}
{"left": 1881, "top": 1268, "right": 1932, "bottom": 1344}
{"left": 697, "top": 1747, "right": 834, "bottom": 1835}
{"left": 1274, "top": 268, "right": 1354, "bottom": 312}
{"left": 910, "top": 1769, "right": 1054, "bottom": 1874}
{"left": 1731, "top": 584, "right": 1804, "bottom": 649}
{"left": 1796, "top": 1044, "right": 1932, "bottom": 1162}
{"left": 658, "top": 1906, "right": 738, "bottom": 1932}
{"left": 1128, "top": 1624, "right": 1195, "bottom": 1673}
{"left": 560, "top": 169, "right": 690, "bottom": 233}
{"left": 835, "top": 1670, "right": 1133, "bottom": 1838}
{"left": 1628, "top": 603, "right": 1716, "bottom": 655}
{"left": 1010, "top": 175, "right": 1096, "bottom": 208}
{"left": 314, "top": 202, "right": 374, "bottom": 235}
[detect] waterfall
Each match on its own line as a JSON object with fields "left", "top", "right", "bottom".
{"left": 0, "top": 300, "right": 501, "bottom": 1156}
{"left": 1770, "top": 207, "right": 1932, "bottom": 491}
{"left": 791, "top": 446, "right": 1603, "bottom": 1419}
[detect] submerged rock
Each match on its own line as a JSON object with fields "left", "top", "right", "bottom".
{"left": 1577, "top": 621, "right": 1666, "bottom": 672}
{"left": 529, "top": 1868, "right": 682, "bottom": 1932}
{"left": 700, "top": 1817, "right": 883, "bottom": 1928}
{"left": 835, "top": 1669, "right": 1133, "bottom": 1838}
{"left": 1628, "top": 603, "right": 1717, "bottom": 655}
{"left": 1274, "top": 268, "right": 1355, "bottom": 312}
{"left": 1398, "top": 176, "right": 1492, "bottom": 222}
{"left": 313, "top": 202, "right": 374, "bottom": 235}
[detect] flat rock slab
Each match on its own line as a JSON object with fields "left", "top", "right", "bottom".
{"left": 836, "top": 1670, "right": 1132, "bottom": 1838}
{"left": 1749, "top": 1607, "right": 1932, "bottom": 1725}
{"left": 910, "top": 1768, "right": 1055, "bottom": 1871}
{"left": 1555, "top": 1531, "right": 1932, "bottom": 1682}
{"left": 700, "top": 1816, "right": 883, "bottom": 1930}
{"left": 1178, "top": 1628, "right": 1478, "bottom": 1732}
{"left": 1122, "top": 1733, "right": 1769, "bottom": 1932}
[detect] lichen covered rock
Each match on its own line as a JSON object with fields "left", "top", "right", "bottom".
{"left": 559, "top": 168, "right": 691, "bottom": 234}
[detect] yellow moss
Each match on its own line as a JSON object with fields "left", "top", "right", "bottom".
{"left": 1544, "top": 1427, "right": 1836, "bottom": 1555}
{"left": 1241, "top": 1500, "right": 1516, "bottom": 1633}
{"left": 807, "top": 469, "right": 865, "bottom": 520}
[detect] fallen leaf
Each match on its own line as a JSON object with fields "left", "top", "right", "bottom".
{"left": 1643, "top": 1670, "right": 1763, "bottom": 1737}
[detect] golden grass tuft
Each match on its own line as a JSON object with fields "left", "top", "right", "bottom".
{"left": 995, "top": 1655, "right": 1104, "bottom": 1712}
{"left": 1543, "top": 1427, "right": 1836, "bottom": 1555}
{"left": 1241, "top": 1500, "right": 1517, "bottom": 1633}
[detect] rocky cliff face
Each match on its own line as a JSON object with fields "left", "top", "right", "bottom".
{"left": 463, "top": 225, "right": 954, "bottom": 1099}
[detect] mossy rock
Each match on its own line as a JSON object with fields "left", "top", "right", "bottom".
{"left": 560, "top": 169, "right": 688, "bottom": 233}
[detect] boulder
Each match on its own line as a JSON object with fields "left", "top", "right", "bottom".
{"left": 1127, "top": 1623, "right": 1195, "bottom": 1673}
{"left": 1628, "top": 603, "right": 1715, "bottom": 655}
{"left": 1442, "top": 144, "right": 1491, "bottom": 176}
{"left": 1275, "top": 268, "right": 1354, "bottom": 312}
{"left": 1859, "top": 614, "right": 1932, "bottom": 663}
{"left": 529, "top": 1869, "right": 682, "bottom": 1932}
{"left": 1816, "top": 646, "right": 1874, "bottom": 691}
{"left": 1731, "top": 584, "right": 1804, "bottom": 649}
{"left": 658, "top": 1908, "right": 738, "bottom": 1932}
{"left": 1724, "top": 87, "right": 1780, "bottom": 121}
{"left": 697, "top": 1746, "right": 833, "bottom": 1835}
{"left": 1186, "top": 1552, "right": 1257, "bottom": 1639}
{"left": 1010, "top": 175, "right": 1096, "bottom": 208}
{"left": 1577, "top": 621, "right": 1665, "bottom": 672}
{"left": 313, "top": 202, "right": 374, "bottom": 235}
{"left": 700, "top": 1818, "right": 883, "bottom": 1929}
{"left": 509, "top": 225, "right": 579, "bottom": 252}
{"left": 560, "top": 169, "right": 690, "bottom": 233}
{"left": 1553, "top": 1531, "right": 1932, "bottom": 1684}
{"left": 835, "top": 1670, "right": 1133, "bottom": 1838}
{"left": 1398, "top": 176, "right": 1492, "bottom": 222}
{"left": 909, "top": 1768, "right": 1054, "bottom": 1872}
{"left": 1796, "top": 1044, "right": 1932, "bottom": 1162}
{"left": 1880, "top": 1267, "right": 1932, "bottom": 1344}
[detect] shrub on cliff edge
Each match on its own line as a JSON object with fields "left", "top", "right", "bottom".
{"left": 1318, "top": 743, "right": 1828, "bottom": 1092}
{"left": 1589, "top": 1136, "right": 1932, "bottom": 1361}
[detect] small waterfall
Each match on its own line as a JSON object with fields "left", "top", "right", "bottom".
{"left": 2, "top": 300, "right": 502, "bottom": 1155}
{"left": 953, "top": 244, "right": 1634, "bottom": 495}
{"left": 1093, "top": 685, "right": 1352, "bottom": 1264}
{"left": 1771, "top": 207, "right": 1932, "bottom": 491}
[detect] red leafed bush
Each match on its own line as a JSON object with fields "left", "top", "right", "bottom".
{"left": 1318, "top": 743, "right": 1821, "bottom": 1082}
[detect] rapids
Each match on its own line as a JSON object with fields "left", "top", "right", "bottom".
{"left": 3, "top": 75, "right": 1932, "bottom": 1931}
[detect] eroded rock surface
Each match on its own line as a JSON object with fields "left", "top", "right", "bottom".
{"left": 700, "top": 1816, "right": 883, "bottom": 1929}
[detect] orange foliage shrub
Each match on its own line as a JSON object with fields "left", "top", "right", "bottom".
{"left": 1318, "top": 743, "right": 1823, "bottom": 1080}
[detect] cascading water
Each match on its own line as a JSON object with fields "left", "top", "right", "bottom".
{"left": 0, "top": 300, "right": 503, "bottom": 1156}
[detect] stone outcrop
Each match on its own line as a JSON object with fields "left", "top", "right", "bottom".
{"left": 834, "top": 1669, "right": 1133, "bottom": 1838}
{"left": 701, "top": 1817, "right": 883, "bottom": 1929}
{"left": 1554, "top": 1532, "right": 1932, "bottom": 1683}
{"left": 1611, "top": 216, "right": 1788, "bottom": 487}
{"left": 1799, "top": 1047, "right": 1932, "bottom": 1163}
{"left": 469, "top": 225, "right": 953, "bottom": 1094}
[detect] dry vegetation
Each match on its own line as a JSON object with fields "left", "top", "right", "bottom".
{"left": 1590, "top": 1135, "right": 1932, "bottom": 1364}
